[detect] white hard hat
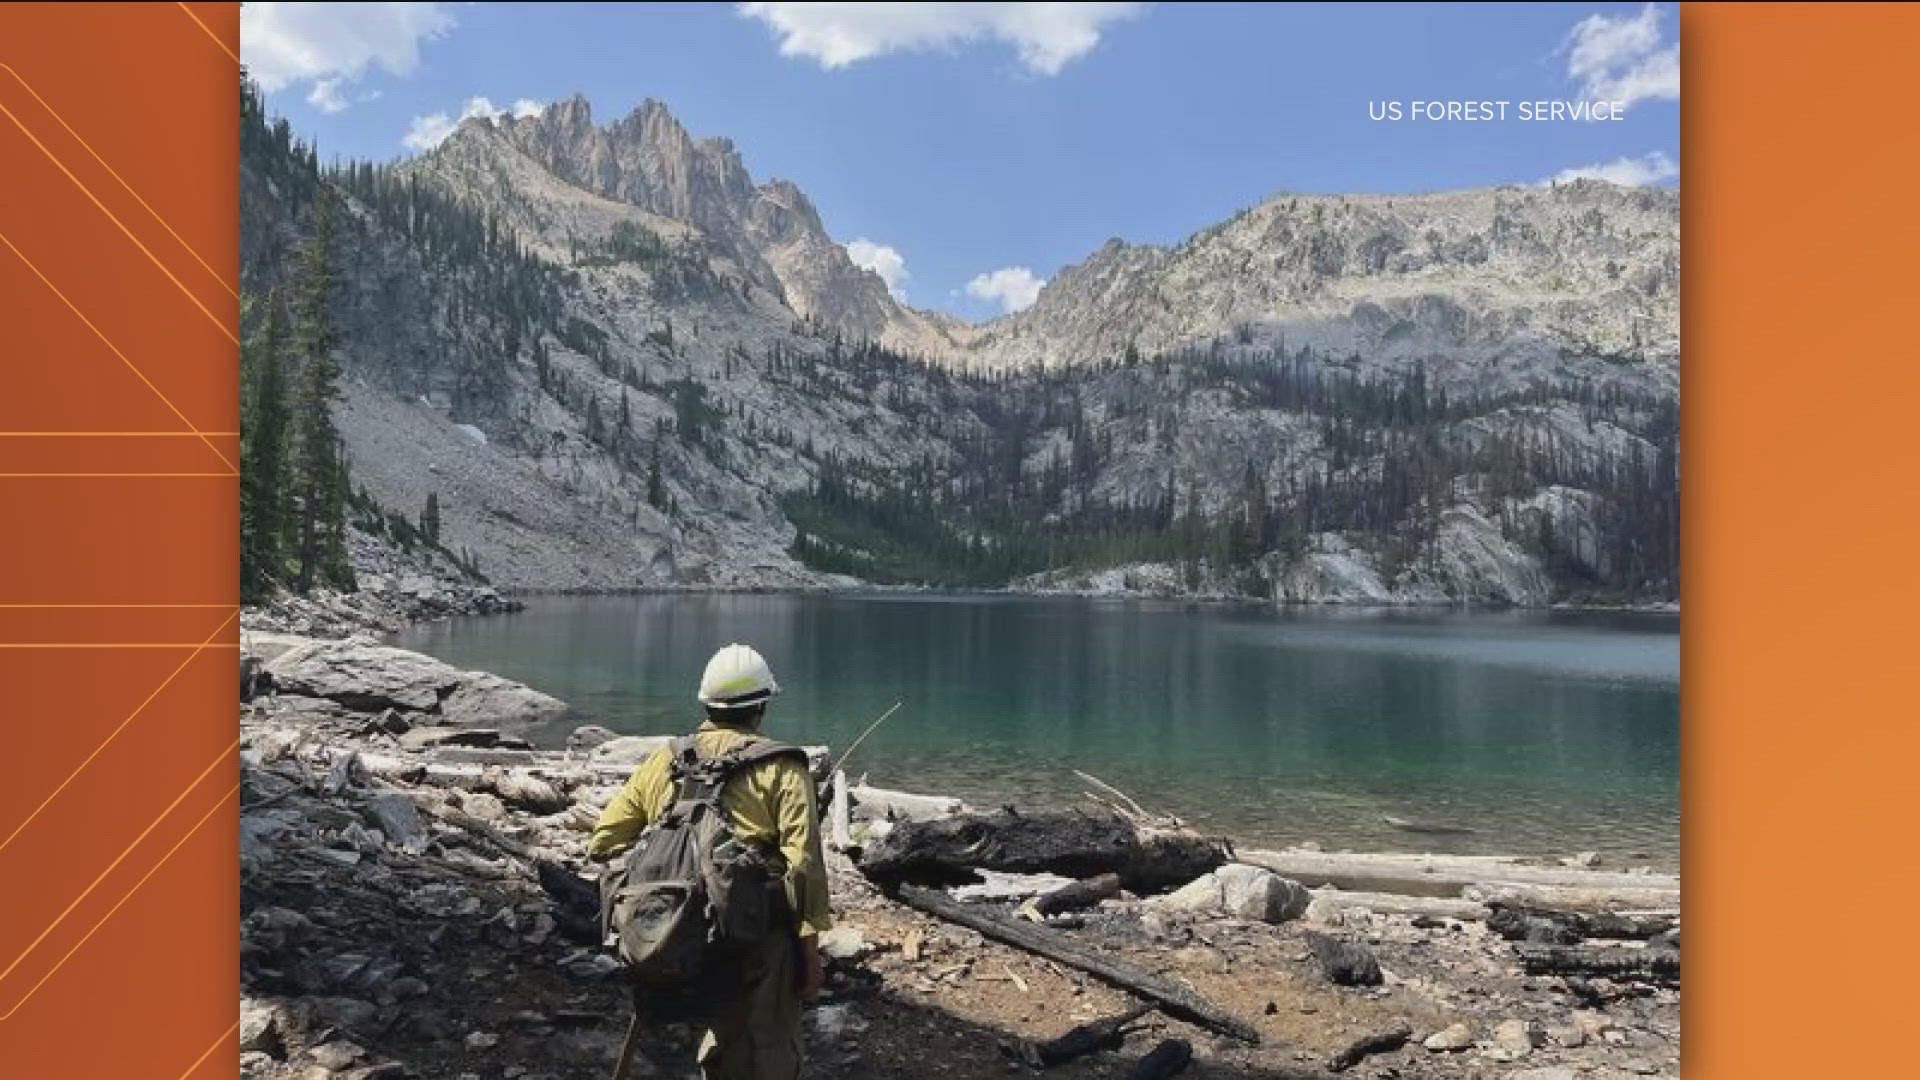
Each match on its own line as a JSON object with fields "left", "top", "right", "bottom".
{"left": 697, "top": 642, "right": 779, "bottom": 709}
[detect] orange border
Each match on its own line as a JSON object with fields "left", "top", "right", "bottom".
{"left": 0, "top": 3, "right": 239, "bottom": 1076}
{"left": 1682, "top": 2, "right": 1920, "bottom": 1074}
{"left": 1, "top": 2, "right": 1918, "bottom": 1075}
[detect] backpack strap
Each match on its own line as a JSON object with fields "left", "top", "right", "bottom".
{"left": 718, "top": 739, "right": 810, "bottom": 774}
{"left": 662, "top": 736, "right": 807, "bottom": 819}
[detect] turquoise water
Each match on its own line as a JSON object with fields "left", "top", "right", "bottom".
{"left": 392, "top": 594, "right": 1680, "bottom": 866}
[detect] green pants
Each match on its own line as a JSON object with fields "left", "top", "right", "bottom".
{"left": 697, "top": 933, "right": 802, "bottom": 1080}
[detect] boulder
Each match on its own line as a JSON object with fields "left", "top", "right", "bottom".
{"left": 1150, "top": 864, "right": 1309, "bottom": 924}
{"left": 1217, "top": 863, "right": 1310, "bottom": 923}
{"left": 1423, "top": 1022, "right": 1474, "bottom": 1052}
{"left": 265, "top": 638, "right": 568, "bottom": 724}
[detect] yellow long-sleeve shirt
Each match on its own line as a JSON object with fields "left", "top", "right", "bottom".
{"left": 587, "top": 719, "right": 833, "bottom": 939}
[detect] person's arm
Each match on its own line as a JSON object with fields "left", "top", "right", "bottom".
{"left": 765, "top": 756, "right": 833, "bottom": 939}
{"left": 588, "top": 751, "right": 667, "bottom": 860}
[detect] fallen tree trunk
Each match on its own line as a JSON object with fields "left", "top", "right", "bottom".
{"left": 1465, "top": 881, "right": 1681, "bottom": 914}
{"left": 863, "top": 810, "right": 1227, "bottom": 894}
{"left": 1308, "top": 890, "right": 1490, "bottom": 922}
{"left": 1240, "top": 849, "right": 1678, "bottom": 902}
{"left": 895, "top": 885, "right": 1260, "bottom": 1045}
{"left": 848, "top": 784, "right": 967, "bottom": 822}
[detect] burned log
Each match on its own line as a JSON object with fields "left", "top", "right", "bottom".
{"left": 1486, "top": 903, "right": 1677, "bottom": 942}
{"left": 861, "top": 809, "right": 1226, "bottom": 894}
{"left": 1028, "top": 1003, "right": 1154, "bottom": 1067}
{"left": 895, "top": 885, "right": 1260, "bottom": 1045}
{"left": 1517, "top": 944, "right": 1680, "bottom": 985}
{"left": 1326, "top": 1025, "right": 1412, "bottom": 1072}
{"left": 1125, "top": 1038, "right": 1193, "bottom": 1079}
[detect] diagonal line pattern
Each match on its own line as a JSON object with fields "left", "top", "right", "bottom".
{"left": 0, "top": 65, "right": 236, "bottom": 299}
{"left": 0, "top": 68, "right": 238, "bottom": 345}
{"left": 0, "top": 231, "right": 237, "bottom": 474}
{"left": 174, "top": 1018, "right": 241, "bottom": 1080}
{"left": 174, "top": 2, "right": 239, "bottom": 64}
{"left": 0, "top": 610, "right": 234, "bottom": 857}
{"left": 0, "top": 644, "right": 243, "bottom": 649}
{"left": 0, "top": 782, "right": 236, "bottom": 1021}
{"left": 0, "top": 738, "right": 238, "bottom": 992}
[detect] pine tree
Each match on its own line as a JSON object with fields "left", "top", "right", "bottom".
{"left": 289, "top": 190, "right": 353, "bottom": 594}
{"left": 240, "top": 292, "right": 290, "bottom": 603}
{"left": 422, "top": 492, "right": 441, "bottom": 543}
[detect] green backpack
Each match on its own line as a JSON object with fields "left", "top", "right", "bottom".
{"left": 598, "top": 736, "right": 806, "bottom": 1014}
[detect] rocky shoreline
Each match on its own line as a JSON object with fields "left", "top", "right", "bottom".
{"left": 237, "top": 632, "right": 1680, "bottom": 1080}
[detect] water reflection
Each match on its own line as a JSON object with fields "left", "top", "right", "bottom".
{"left": 395, "top": 594, "right": 1680, "bottom": 865}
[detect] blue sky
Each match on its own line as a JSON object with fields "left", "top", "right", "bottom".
{"left": 244, "top": 2, "right": 1679, "bottom": 321}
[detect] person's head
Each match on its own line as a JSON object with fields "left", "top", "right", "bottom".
{"left": 697, "top": 642, "right": 779, "bottom": 727}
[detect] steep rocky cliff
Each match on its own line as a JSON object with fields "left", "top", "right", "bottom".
{"left": 240, "top": 93, "right": 1678, "bottom": 605}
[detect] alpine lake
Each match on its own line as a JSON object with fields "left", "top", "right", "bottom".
{"left": 391, "top": 593, "right": 1680, "bottom": 868}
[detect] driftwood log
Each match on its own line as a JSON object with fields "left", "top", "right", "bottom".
{"left": 1028, "top": 1003, "right": 1154, "bottom": 1067}
{"left": 862, "top": 810, "right": 1227, "bottom": 894}
{"left": 1125, "top": 1038, "right": 1193, "bottom": 1079}
{"left": 895, "top": 885, "right": 1260, "bottom": 1045}
{"left": 1241, "top": 849, "right": 1679, "bottom": 909}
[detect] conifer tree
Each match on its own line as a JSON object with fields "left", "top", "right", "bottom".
{"left": 290, "top": 190, "right": 353, "bottom": 593}
{"left": 423, "top": 492, "right": 442, "bottom": 543}
{"left": 240, "top": 292, "right": 290, "bottom": 602}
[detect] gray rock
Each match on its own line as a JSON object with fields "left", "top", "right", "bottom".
{"left": 1492, "top": 1019, "right": 1544, "bottom": 1056}
{"left": 239, "top": 1050, "right": 278, "bottom": 1079}
{"left": 1216, "top": 863, "right": 1310, "bottom": 923}
{"left": 567, "top": 724, "right": 620, "bottom": 751}
{"left": 1505, "top": 1070, "right": 1578, "bottom": 1080}
{"left": 266, "top": 639, "right": 568, "bottom": 724}
{"left": 1423, "top": 1022, "right": 1473, "bottom": 1052}
{"left": 464, "top": 1031, "right": 500, "bottom": 1050}
{"left": 239, "top": 1000, "right": 284, "bottom": 1056}
{"left": 362, "top": 793, "right": 427, "bottom": 851}
{"left": 1155, "top": 864, "right": 1310, "bottom": 923}
{"left": 307, "top": 1040, "right": 366, "bottom": 1070}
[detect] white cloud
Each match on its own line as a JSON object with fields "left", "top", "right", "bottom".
{"left": 305, "top": 76, "right": 350, "bottom": 114}
{"left": 844, "top": 239, "right": 910, "bottom": 299}
{"left": 738, "top": 2, "right": 1144, "bottom": 76}
{"left": 1562, "top": 3, "right": 1679, "bottom": 110}
{"left": 242, "top": 2, "right": 456, "bottom": 97}
{"left": 965, "top": 267, "right": 1045, "bottom": 313}
{"left": 1546, "top": 151, "right": 1679, "bottom": 187}
{"left": 401, "top": 96, "right": 546, "bottom": 151}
